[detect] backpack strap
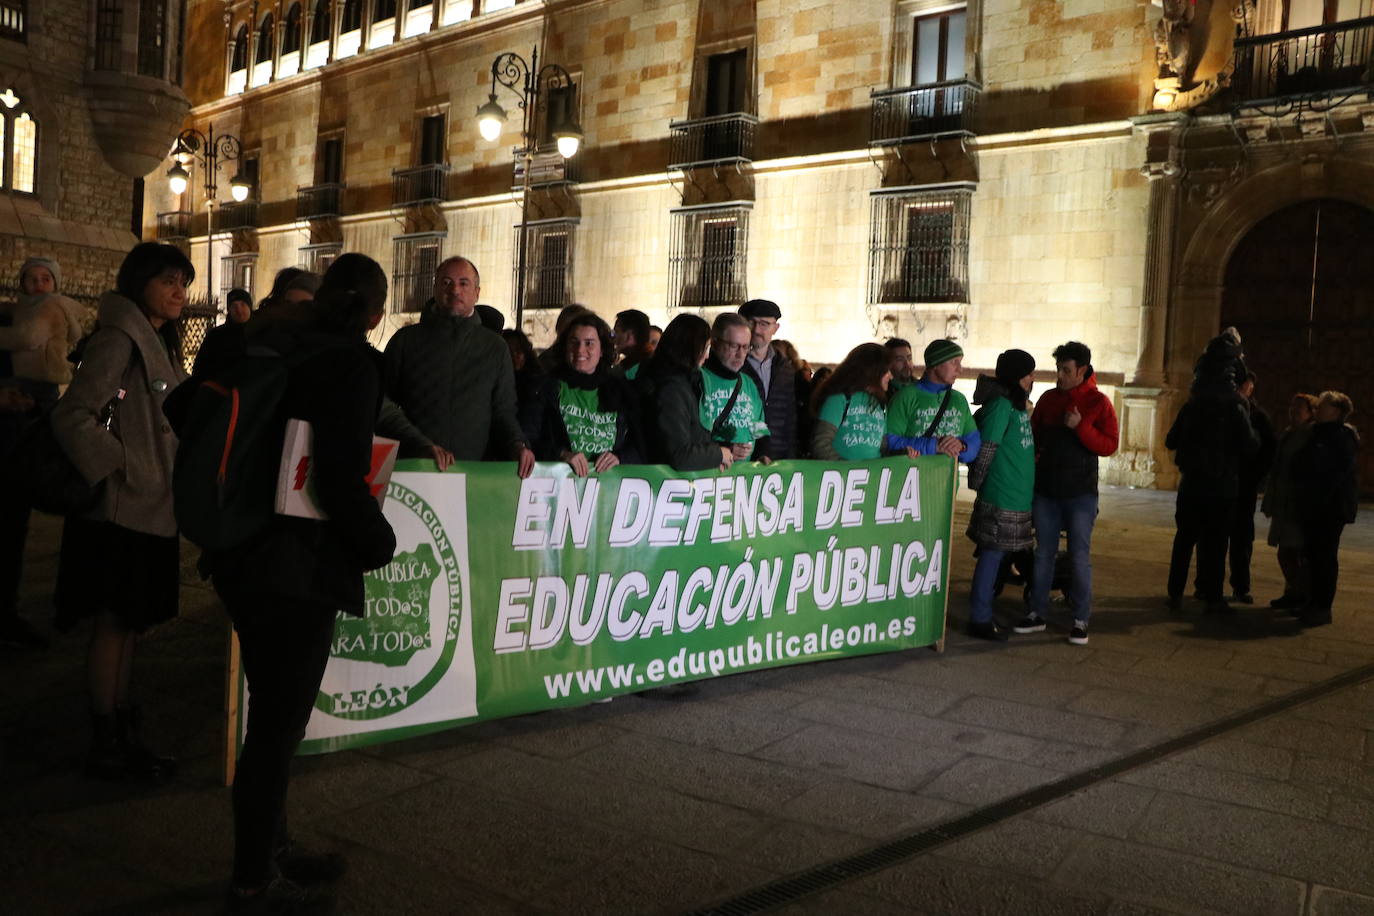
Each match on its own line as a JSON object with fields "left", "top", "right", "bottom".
{"left": 922, "top": 387, "right": 955, "bottom": 439}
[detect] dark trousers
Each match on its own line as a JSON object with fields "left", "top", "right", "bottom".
{"left": 0, "top": 485, "right": 30, "bottom": 617}
{"left": 1301, "top": 520, "right": 1345, "bottom": 612}
{"left": 1168, "top": 477, "right": 1233, "bottom": 602}
{"left": 1228, "top": 490, "right": 1258, "bottom": 597}
{"left": 223, "top": 591, "right": 337, "bottom": 887}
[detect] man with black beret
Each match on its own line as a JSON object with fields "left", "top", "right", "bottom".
{"left": 738, "top": 298, "right": 797, "bottom": 460}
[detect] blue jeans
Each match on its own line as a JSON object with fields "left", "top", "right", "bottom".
{"left": 1028, "top": 493, "right": 1098, "bottom": 624}
{"left": 969, "top": 548, "right": 1006, "bottom": 625}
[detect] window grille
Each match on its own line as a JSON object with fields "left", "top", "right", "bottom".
{"left": 514, "top": 220, "right": 576, "bottom": 310}
{"left": 220, "top": 254, "right": 258, "bottom": 303}
{"left": 0, "top": 1, "right": 25, "bottom": 42}
{"left": 667, "top": 204, "right": 751, "bottom": 311}
{"left": 392, "top": 234, "right": 445, "bottom": 312}
{"left": 137, "top": 0, "right": 167, "bottom": 77}
{"left": 95, "top": 0, "right": 122, "bottom": 70}
{"left": 300, "top": 243, "right": 342, "bottom": 276}
{"left": 868, "top": 185, "right": 972, "bottom": 305}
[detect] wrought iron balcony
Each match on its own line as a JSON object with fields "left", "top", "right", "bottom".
{"left": 1231, "top": 16, "right": 1374, "bottom": 107}
{"left": 870, "top": 79, "right": 982, "bottom": 145}
{"left": 667, "top": 113, "right": 759, "bottom": 169}
{"left": 392, "top": 163, "right": 450, "bottom": 207}
{"left": 156, "top": 210, "right": 191, "bottom": 241}
{"left": 297, "top": 182, "right": 344, "bottom": 219}
{"left": 215, "top": 201, "right": 258, "bottom": 231}
{"left": 513, "top": 149, "right": 581, "bottom": 189}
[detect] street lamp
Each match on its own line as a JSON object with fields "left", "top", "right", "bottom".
{"left": 165, "top": 125, "right": 252, "bottom": 307}
{"left": 476, "top": 47, "right": 584, "bottom": 328}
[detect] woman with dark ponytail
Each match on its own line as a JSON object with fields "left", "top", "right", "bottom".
{"left": 205, "top": 252, "right": 396, "bottom": 912}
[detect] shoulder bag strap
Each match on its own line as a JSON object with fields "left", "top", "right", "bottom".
{"left": 921, "top": 387, "right": 955, "bottom": 439}
{"left": 711, "top": 377, "right": 743, "bottom": 440}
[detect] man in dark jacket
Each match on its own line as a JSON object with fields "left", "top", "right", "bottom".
{"left": 383, "top": 256, "right": 534, "bottom": 477}
{"left": 738, "top": 299, "right": 797, "bottom": 460}
{"left": 1229, "top": 372, "right": 1278, "bottom": 603}
{"left": 1014, "top": 341, "right": 1118, "bottom": 646}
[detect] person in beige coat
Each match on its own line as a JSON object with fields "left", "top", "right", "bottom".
{"left": 51, "top": 242, "right": 190, "bottom": 781}
{"left": 0, "top": 257, "right": 88, "bottom": 397}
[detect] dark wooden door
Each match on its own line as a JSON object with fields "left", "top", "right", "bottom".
{"left": 1221, "top": 198, "right": 1374, "bottom": 493}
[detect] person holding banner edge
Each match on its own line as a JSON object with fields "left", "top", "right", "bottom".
{"left": 638, "top": 314, "right": 735, "bottom": 472}
{"left": 885, "top": 338, "right": 981, "bottom": 465}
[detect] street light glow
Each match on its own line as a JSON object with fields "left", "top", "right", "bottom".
{"left": 555, "top": 128, "right": 582, "bottom": 159}
{"left": 230, "top": 174, "right": 251, "bottom": 202}
{"left": 167, "top": 162, "right": 189, "bottom": 195}
{"left": 477, "top": 95, "right": 506, "bottom": 142}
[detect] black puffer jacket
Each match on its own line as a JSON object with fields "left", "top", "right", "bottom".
{"left": 1165, "top": 396, "right": 1260, "bottom": 498}
{"left": 639, "top": 368, "right": 723, "bottom": 471}
{"left": 525, "top": 368, "right": 644, "bottom": 463}
{"left": 1293, "top": 420, "right": 1360, "bottom": 525}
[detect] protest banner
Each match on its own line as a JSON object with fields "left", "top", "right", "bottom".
{"left": 227, "top": 454, "right": 956, "bottom": 767}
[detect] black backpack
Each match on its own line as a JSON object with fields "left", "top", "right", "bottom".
{"left": 172, "top": 343, "right": 336, "bottom": 551}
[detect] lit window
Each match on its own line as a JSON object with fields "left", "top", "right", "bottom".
{"left": 868, "top": 184, "right": 973, "bottom": 305}
{"left": 0, "top": 88, "right": 37, "bottom": 195}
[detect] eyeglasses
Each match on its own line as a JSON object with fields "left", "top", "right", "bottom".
{"left": 715, "top": 340, "right": 749, "bottom": 354}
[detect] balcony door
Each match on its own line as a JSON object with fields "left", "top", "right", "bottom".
{"left": 910, "top": 9, "right": 966, "bottom": 126}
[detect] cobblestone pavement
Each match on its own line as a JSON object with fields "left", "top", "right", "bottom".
{"left": 2, "top": 485, "right": 1372, "bottom": 915}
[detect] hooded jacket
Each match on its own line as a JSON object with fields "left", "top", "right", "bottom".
{"left": 0, "top": 286, "right": 87, "bottom": 385}
{"left": 1030, "top": 374, "right": 1118, "bottom": 498}
{"left": 52, "top": 292, "right": 185, "bottom": 536}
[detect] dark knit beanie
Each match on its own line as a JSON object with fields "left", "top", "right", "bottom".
{"left": 995, "top": 348, "right": 1036, "bottom": 385}
{"left": 739, "top": 298, "right": 781, "bottom": 319}
{"left": 923, "top": 338, "right": 963, "bottom": 368}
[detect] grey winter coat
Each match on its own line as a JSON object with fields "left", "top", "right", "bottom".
{"left": 52, "top": 292, "right": 186, "bottom": 537}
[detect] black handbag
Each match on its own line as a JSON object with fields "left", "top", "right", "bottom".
{"left": 8, "top": 409, "right": 104, "bottom": 516}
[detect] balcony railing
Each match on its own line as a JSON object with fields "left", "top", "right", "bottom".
{"left": 156, "top": 210, "right": 191, "bottom": 240}
{"left": 297, "top": 183, "right": 344, "bottom": 219}
{"left": 215, "top": 201, "right": 259, "bottom": 231}
{"left": 513, "top": 150, "right": 581, "bottom": 189}
{"left": 1231, "top": 16, "right": 1374, "bottom": 106}
{"left": 392, "top": 163, "right": 450, "bottom": 207}
{"left": 667, "top": 113, "right": 758, "bottom": 169}
{"left": 870, "top": 79, "right": 982, "bottom": 145}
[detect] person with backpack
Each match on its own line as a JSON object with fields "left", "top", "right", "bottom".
{"left": 50, "top": 242, "right": 191, "bottom": 781}
{"left": 809, "top": 342, "right": 891, "bottom": 461}
{"left": 174, "top": 254, "right": 396, "bottom": 913}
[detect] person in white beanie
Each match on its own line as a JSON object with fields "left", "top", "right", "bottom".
{"left": 0, "top": 257, "right": 89, "bottom": 400}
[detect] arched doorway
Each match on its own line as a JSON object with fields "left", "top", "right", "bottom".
{"left": 1220, "top": 198, "right": 1374, "bottom": 492}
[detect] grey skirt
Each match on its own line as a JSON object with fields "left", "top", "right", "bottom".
{"left": 966, "top": 498, "right": 1034, "bottom": 552}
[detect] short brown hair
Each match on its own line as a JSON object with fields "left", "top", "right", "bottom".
{"left": 1318, "top": 390, "right": 1354, "bottom": 421}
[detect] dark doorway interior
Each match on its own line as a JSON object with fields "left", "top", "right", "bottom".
{"left": 1220, "top": 197, "right": 1374, "bottom": 493}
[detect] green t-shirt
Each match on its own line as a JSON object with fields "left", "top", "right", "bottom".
{"left": 623, "top": 363, "right": 641, "bottom": 381}
{"left": 977, "top": 395, "right": 1035, "bottom": 512}
{"left": 558, "top": 382, "right": 618, "bottom": 456}
{"left": 819, "top": 392, "right": 886, "bottom": 460}
{"left": 700, "top": 366, "right": 769, "bottom": 445}
{"left": 886, "top": 383, "right": 976, "bottom": 441}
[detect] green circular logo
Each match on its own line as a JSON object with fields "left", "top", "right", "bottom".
{"left": 315, "top": 480, "right": 463, "bottom": 720}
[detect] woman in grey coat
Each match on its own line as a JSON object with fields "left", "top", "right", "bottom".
{"left": 52, "top": 242, "right": 191, "bottom": 780}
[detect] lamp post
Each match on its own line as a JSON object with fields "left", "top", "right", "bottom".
{"left": 475, "top": 47, "right": 583, "bottom": 329}
{"left": 166, "top": 125, "right": 252, "bottom": 308}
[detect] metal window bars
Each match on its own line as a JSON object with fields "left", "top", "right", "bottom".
{"left": 392, "top": 234, "right": 444, "bottom": 313}
{"left": 215, "top": 201, "right": 259, "bottom": 231}
{"left": 867, "top": 186, "right": 972, "bottom": 305}
{"left": 297, "top": 182, "right": 344, "bottom": 219}
{"left": 869, "top": 79, "right": 981, "bottom": 145}
{"left": 514, "top": 220, "right": 576, "bottom": 310}
{"left": 392, "top": 163, "right": 450, "bottom": 207}
{"left": 667, "top": 204, "right": 751, "bottom": 311}
{"left": 0, "top": 1, "right": 24, "bottom": 42}
{"left": 156, "top": 210, "right": 192, "bottom": 240}
{"left": 667, "top": 114, "right": 759, "bottom": 169}
{"left": 1231, "top": 15, "right": 1374, "bottom": 107}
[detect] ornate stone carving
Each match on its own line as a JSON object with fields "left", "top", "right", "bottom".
{"left": 1151, "top": 0, "right": 1257, "bottom": 111}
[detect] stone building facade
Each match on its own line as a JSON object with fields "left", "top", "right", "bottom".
{"left": 156, "top": 0, "right": 1374, "bottom": 490}
{"left": 0, "top": 0, "right": 190, "bottom": 298}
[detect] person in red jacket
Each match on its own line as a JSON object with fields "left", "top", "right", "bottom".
{"left": 1012, "top": 341, "right": 1118, "bottom": 645}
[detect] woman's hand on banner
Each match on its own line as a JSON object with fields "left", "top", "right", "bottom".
{"left": 562, "top": 450, "right": 591, "bottom": 478}
{"left": 427, "top": 445, "right": 455, "bottom": 472}
{"left": 515, "top": 446, "right": 536, "bottom": 479}
{"left": 593, "top": 452, "right": 620, "bottom": 473}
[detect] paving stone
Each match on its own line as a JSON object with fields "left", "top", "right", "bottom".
{"left": 1291, "top": 755, "right": 1374, "bottom": 799}
{"left": 1050, "top": 833, "right": 1306, "bottom": 916}
{"left": 1327, "top": 792, "right": 1374, "bottom": 833}
{"left": 1226, "top": 652, "right": 1350, "bottom": 684}
{"left": 1118, "top": 759, "right": 1329, "bottom": 819}
{"left": 1234, "top": 718, "right": 1367, "bottom": 761}
{"left": 1129, "top": 791, "right": 1374, "bottom": 894}
{"left": 753, "top": 723, "right": 968, "bottom": 791}
{"left": 1169, "top": 737, "right": 1295, "bottom": 780}
{"left": 709, "top": 684, "right": 816, "bottom": 713}
{"left": 920, "top": 755, "right": 1063, "bottom": 806}
{"left": 848, "top": 853, "right": 1109, "bottom": 915}
{"left": 1128, "top": 657, "right": 1267, "bottom": 693}
{"left": 774, "top": 887, "right": 931, "bottom": 915}
{"left": 1030, "top": 781, "right": 1157, "bottom": 840}
{"left": 944, "top": 694, "right": 1128, "bottom": 749}
{"left": 1034, "top": 658, "right": 1211, "bottom": 702}
{"left": 870, "top": 657, "right": 1091, "bottom": 709}
{"left": 777, "top": 781, "right": 969, "bottom": 839}
{"left": 323, "top": 839, "right": 537, "bottom": 915}
{"left": 777, "top": 669, "right": 965, "bottom": 716}
{"left": 722, "top": 817, "right": 874, "bottom": 874}
{"left": 0, "top": 819, "right": 176, "bottom": 913}
{"left": 1081, "top": 647, "right": 1149, "bottom": 671}
{"left": 1067, "top": 688, "right": 1231, "bottom": 729}
{"left": 1019, "top": 740, "right": 1123, "bottom": 773}
{"left": 930, "top": 817, "right": 1080, "bottom": 877}
{"left": 788, "top": 696, "right": 1044, "bottom": 761}
{"left": 603, "top": 696, "right": 809, "bottom": 754}
{"left": 1310, "top": 886, "right": 1374, "bottom": 916}
{"left": 289, "top": 750, "right": 440, "bottom": 817}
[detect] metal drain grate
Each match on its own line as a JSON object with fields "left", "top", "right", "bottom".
{"left": 691, "top": 660, "right": 1374, "bottom": 916}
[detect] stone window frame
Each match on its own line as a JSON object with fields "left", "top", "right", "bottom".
{"left": 413, "top": 104, "right": 450, "bottom": 167}
{"left": 667, "top": 202, "right": 752, "bottom": 312}
{"left": 866, "top": 183, "right": 973, "bottom": 306}
{"left": 689, "top": 39, "right": 757, "bottom": 120}
{"left": 892, "top": 0, "right": 975, "bottom": 89}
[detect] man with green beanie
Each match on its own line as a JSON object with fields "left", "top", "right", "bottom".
{"left": 885, "top": 338, "right": 981, "bottom": 464}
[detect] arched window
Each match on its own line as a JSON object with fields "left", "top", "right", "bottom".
{"left": 282, "top": 4, "right": 302, "bottom": 54}
{"left": 341, "top": 0, "right": 362, "bottom": 32}
{"left": 374, "top": 0, "right": 396, "bottom": 21}
{"left": 230, "top": 24, "right": 249, "bottom": 72}
{"left": 255, "top": 14, "right": 274, "bottom": 65}
{"left": 310, "top": 0, "right": 330, "bottom": 44}
{"left": 0, "top": 88, "right": 38, "bottom": 196}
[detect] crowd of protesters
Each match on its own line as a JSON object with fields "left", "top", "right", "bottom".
{"left": 0, "top": 246, "right": 1363, "bottom": 912}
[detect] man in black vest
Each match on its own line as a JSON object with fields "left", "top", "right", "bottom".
{"left": 738, "top": 298, "right": 797, "bottom": 460}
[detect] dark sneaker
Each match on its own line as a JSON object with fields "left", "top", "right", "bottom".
{"left": 227, "top": 877, "right": 334, "bottom": 914}
{"left": 1231, "top": 592, "right": 1254, "bottom": 605}
{"left": 968, "top": 620, "right": 1009, "bottom": 642}
{"left": 1299, "top": 608, "right": 1332, "bottom": 628}
{"left": 1011, "top": 615, "right": 1047, "bottom": 634}
{"left": 275, "top": 843, "right": 347, "bottom": 884}
{"left": 0, "top": 616, "right": 49, "bottom": 650}
{"left": 1067, "top": 624, "right": 1089, "bottom": 646}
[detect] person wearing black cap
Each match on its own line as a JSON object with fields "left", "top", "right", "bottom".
{"left": 885, "top": 338, "right": 981, "bottom": 465}
{"left": 965, "top": 350, "right": 1037, "bottom": 641}
{"left": 225, "top": 288, "right": 254, "bottom": 324}
{"left": 738, "top": 298, "right": 797, "bottom": 460}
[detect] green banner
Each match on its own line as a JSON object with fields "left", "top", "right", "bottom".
{"left": 263, "top": 455, "right": 955, "bottom": 756}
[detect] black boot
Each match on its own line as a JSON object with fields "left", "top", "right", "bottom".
{"left": 86, "top": 712, "right": 129, "bottom": 780}
{"left": 114, "top": 705, "right": 177, "bottom": 782}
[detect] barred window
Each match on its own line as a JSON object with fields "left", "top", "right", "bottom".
{"left": 868, "top": 185, "right": 972, "bottom": 305}
{"left": 667, "top": 204, "right": 751, "bottom": 311}
{"left": 516, "top": 220, "right": 576, "bottom": 310}
{"left": 0, "top": 88, "right": 37, "bottom": 195}
{"left": 300, "top": 243, "right": 341, "bottom": 276}
{"left": 0, "top": 1, "right": 25, "bottom": 43}
{"left": 95, "top": 0, "right": 122, "bottom": 70}
{"left": 220, "top": 254, "right": 258, "bottom": 303}
{"left": 137, "top": 0, "right": 167, "bottom": 77}
{"left": 392, "top": 234, "right": 444, "bottom": 313}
